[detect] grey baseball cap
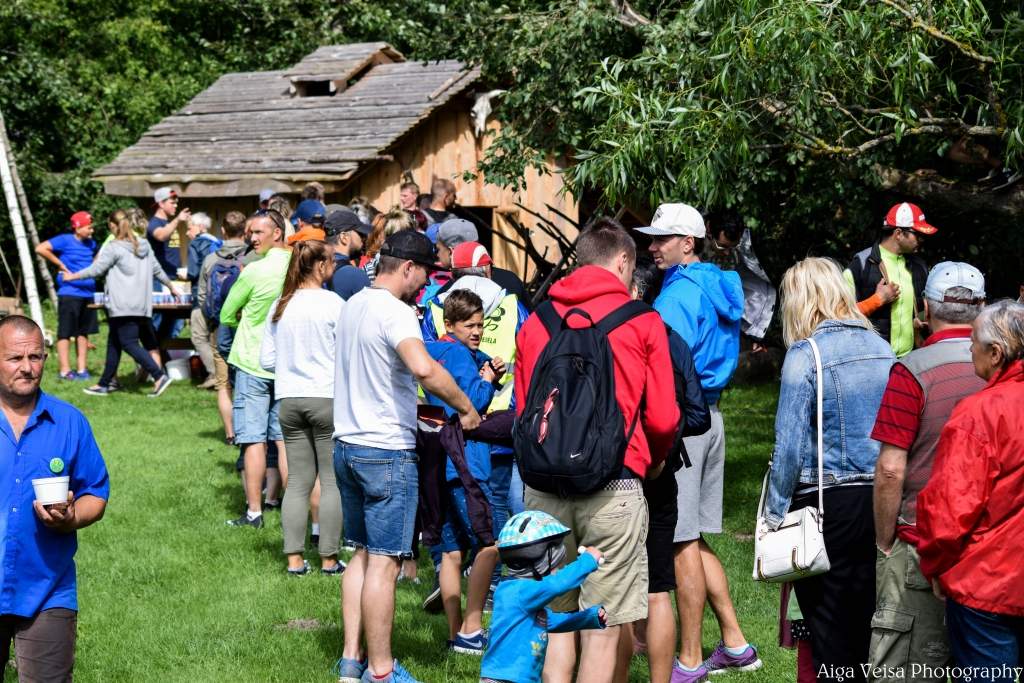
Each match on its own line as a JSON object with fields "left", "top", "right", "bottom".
{"left": 437, "top": 218, "right": 478, "bottom": 247}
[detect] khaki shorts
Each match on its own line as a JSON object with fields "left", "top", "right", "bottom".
{"left": 524, "top": 483, "right": 649, "bottom": 626}
{"left": 211, "top": 330, "right": 230, "bottom": 391}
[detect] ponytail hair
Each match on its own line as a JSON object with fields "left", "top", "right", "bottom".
{"left": 273, "top": 240, "right": 332, "bottom": 323}
{"left": 108, "top": 208, "right": 140, "bottom": 256}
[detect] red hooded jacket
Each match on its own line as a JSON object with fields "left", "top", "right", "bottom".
{"left": 514, "top": 265, "right": 680, "bottom": 478}
{"left": 917, "top": 360, "right": 1024, "bottom": 616}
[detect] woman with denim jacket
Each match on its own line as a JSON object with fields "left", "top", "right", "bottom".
{"left": 765, "top": 258, "right": 895, "bottom": 681}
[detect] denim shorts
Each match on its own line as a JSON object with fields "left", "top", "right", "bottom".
{"left": 232, "top": 369, "right": 282, "bottom": 444}
{"left": 436, "top": 479, "right": 494, "bottom": 554}
{"left": 333, "top": 441, "right": 418, "bottom": 558}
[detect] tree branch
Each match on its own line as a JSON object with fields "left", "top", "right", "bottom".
{"left": 609, "top": 0, "right": 652, "bottom": 28}
{"left": 874, "top": 0, "right": 994, "bottom": 64}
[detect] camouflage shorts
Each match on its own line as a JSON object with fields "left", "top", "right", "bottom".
{"left": 867, "top": 538, "right": 952, "bottom": 683}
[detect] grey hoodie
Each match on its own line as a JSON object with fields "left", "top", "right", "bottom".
{"left": 76, "top": 239, "right": 170, "bottom": 318}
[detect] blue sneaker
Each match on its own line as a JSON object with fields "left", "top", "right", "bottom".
{"left": 451, "top": 630, "right": 487, "bottom": 656}
{"left": 359, "top": 660, "right": 421, "bottom": 683}
{"left": 333, "top": 656, "right": 366, "bottom": 683}
{"left": 74, "top": 370, "right": 92, "bottom": 380}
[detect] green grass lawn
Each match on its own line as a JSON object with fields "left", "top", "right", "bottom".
{"left": 10, "top": 310, "right": 794, "bottom": 682}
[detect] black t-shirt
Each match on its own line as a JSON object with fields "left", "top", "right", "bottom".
{"left": 147, "top": 216, "right": 180, "bottom": 278}
{"left": 422, "top": 208, "right": 453, "bottom": 225}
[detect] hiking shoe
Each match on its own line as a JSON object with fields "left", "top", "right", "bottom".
{"left": 333, "top": 656, "right": 366, "bottom": 683}
{"left": 149, "top": 374, "right": 174, "bottom": 397}
{"left": 704, "top": 642, "right": 763, "bottom": 675}
{"left": 226, "top": 513, "right": 263, "bottom": 529}
{"left": 83, "top": 385, "right": 111, "bottom": 396}
{"left": 359, "top": 660, "right": 420, "bottom": 683}
{"left": 422, "top": 582, "right": 442, "bottom": 613}
{"left": 671, "top": 661, "right": 709, "bottom": 683}
{"left": 74, "top": 370, "right": 92, "bottom": 380}
{"left": 451, "top": 630, "right": 487, "bottom": 656}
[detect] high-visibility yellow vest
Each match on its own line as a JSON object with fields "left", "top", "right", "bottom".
{"left": 428, "top": 293, "right": 519, "bottom": 411}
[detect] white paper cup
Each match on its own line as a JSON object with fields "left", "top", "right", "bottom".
{"left": 32, "top": 476, "right": 69, "bottom": 506}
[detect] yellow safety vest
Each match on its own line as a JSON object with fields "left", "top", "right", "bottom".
{"left": 428, "top": 293, "right": 519, "bottom": 412}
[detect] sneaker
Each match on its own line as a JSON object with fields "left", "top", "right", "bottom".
{"left": 288, "top": 560, "right": 311, "bottom": 576}
{"left": 422, "top": 582, "right": 442, "bottom": 613}
{"left": 83, "top": 385, "right": 111, "bottom": 396}
{"left": 359, "top": 660, "right": 420, "bottom": 683}
{"left": 451, "top": 630, "right": 487, "bottom": 656}
{"left": 108, "top": 378, "right": 122, "bottom": 392}
{"left": 671, "top": 661, "right": 709, "bottom": 683}
{"left": 226, "top": 513, "right": 263, "bottom": 529}
{"left": 341, "top": 543, "right": 357, "bottom": 552}
{"left": 321, "top": 562, "right": 346, "bottom": 575}
{"left": 74, "top": 370, "right": 92, "bottom": 380}
{"left": 149, "top": 374, "right": 174, "bottom": 398}
{"left": 396, "top": 574, "right": 420, "bottom": 586}
{"left": 703, "top": 642, "right": 763, "bottom": 675}
{"left": 333, "top": 656, "right": 366, "bottom": 683}
{"left": 264, "top": 499, "right": 282, "bottom": 511}
{"left": 310, "top": 533, "right": 319, "bottom": 548}
{"left": 58, "top": 371, "right": 76, "bottom": 380}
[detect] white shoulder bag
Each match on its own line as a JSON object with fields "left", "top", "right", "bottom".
{"left": 753, "top": 336, "right": 831, "bottom": 583}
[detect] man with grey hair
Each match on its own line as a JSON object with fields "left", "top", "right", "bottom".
{"left": 186, "top": 212, "right": 222, "bottom": 388}
{"left": 868, "top": 261, "right": 988, "bottom": 683}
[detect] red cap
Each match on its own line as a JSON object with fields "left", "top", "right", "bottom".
{"left": 70, "top": 211, "right": 93, "bottom": 229}
{"left": 451, "top": 241, "right": 492, "bottom": 269}
{"left": 884, "top": 202, "right": 937, "bottom": 235}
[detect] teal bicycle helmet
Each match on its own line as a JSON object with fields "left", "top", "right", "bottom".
{"left": 498, "top": 510, "right": 571, "bottom": 579}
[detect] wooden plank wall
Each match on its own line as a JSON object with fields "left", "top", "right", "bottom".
{"left": 342, "top": 104, "right": 579, "bottom": 279}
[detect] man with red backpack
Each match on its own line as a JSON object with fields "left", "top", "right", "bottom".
{"left": 513, "top": 218, "right": 679, "bottom": 683}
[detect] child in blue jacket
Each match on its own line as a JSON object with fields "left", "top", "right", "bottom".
{"left": 424, "top": 289, "right": 507, "bottom": 655}
{"left": 481, "top": 510, "right": 606, "bottom": 683}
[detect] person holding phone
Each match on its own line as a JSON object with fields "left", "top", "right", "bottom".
{"left": 844, "top": 203, "right": 937, "bottom": 357}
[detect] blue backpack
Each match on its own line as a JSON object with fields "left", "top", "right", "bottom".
{"left": 203, "top": 254, "right": 241, "bottom": 321}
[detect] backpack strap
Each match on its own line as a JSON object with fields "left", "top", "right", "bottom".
{"left": 596, "top": 300, "right": 654, "bottom": 335}
{"left": 536, "top": 300, "right": 562, "bottom": 338}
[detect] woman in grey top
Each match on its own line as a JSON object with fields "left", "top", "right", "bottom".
{"left": 66, "top": 208, "right": 181, "bottom": 397}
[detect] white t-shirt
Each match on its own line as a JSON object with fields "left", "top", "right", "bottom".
{"left": 260, "top": 289, "right": 344, "bottom": 400}
{"left": 332, "top": 287, "right": 423, "bottom": 449}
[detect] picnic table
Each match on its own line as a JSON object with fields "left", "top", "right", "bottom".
{"left": 88, "top": 296, "right": 195, "bottom": 351}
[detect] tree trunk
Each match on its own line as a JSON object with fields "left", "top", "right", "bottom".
{"left": 0, "top": 113, "right": 58, "bottom": 307}
{"left": 0, "top": 107, "right": 45, "bottom": 332}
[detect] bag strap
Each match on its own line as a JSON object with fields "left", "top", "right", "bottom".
{"left": 536, "top": 300, "right": 562, "bottom": 337}
{"left": 806, "top": 337, "right": 826, "bottom": 528}
{"left": 596, "top": 300, "right": 653, "bottom": 335}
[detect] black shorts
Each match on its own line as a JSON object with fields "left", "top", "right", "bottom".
{"left": 57, "top": 296, "right": 98, "bottom": 339}
{"left": 137, "top": 319, "right": 159, "bottom": 351}
{"left": 643, "top": 470, "right": 679, "bottom": 593}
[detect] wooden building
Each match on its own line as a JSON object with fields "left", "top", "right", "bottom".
{"left": 93, "top": 42, "right": 577, "bottom": 277}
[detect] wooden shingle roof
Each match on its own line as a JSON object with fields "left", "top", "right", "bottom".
{"left": 93, "top": 43, "right": 479, "bottom": 195}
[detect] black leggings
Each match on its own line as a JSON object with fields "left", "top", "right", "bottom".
{"left": 99, "top": 316, "right": 163, "bottom": 387}
{"left": 792, "top": 485, "right": 876, "bottom": 682}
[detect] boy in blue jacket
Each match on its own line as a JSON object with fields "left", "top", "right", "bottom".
{"left": 424, "top": 289, "right": 507, "bottom": 655}
{"left": 481, "top": 510, "right": 606, "bottom": 683}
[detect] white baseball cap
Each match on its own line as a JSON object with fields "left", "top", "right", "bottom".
{"left": 924, "top": 262, "right": 986, "bottom": 303}
{"left": 153, "top": 187, "right": 178, "bottom": 203}
{"left": 634, "top": 203, "right": 706, "bottom": 238}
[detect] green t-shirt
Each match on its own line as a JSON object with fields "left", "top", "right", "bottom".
{"left": 843, "top": 245, "right": 915, "bottom": 357}
{"left": 220, "top": 247, "right": 291, "bottom": 378}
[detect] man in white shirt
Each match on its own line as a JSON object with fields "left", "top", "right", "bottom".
{"left": 333, "top": 231, "right": 481, "bottom": 683}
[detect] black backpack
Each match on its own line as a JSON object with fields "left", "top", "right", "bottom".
{"left": 515, "top": 300, "right": 653, "bottom": 496}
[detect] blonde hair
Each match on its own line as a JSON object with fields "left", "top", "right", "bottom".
{"left": 781, "top": 257, "right": 871, "bottom": 347}
{"left": 364, "top": 208, "right": 416, "bottom": 259}
{"left": 108, "top": 208, "right": 140, "bottom": 255}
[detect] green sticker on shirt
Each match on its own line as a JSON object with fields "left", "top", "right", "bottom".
{"left": 49, "top": 458, "right": 64, "bottom": 474}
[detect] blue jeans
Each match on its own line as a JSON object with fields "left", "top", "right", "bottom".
{"left": 232, "top": 369, "right": 281, "bottom": 444}
{"left": 947, "top": 599, "right": 1024, "bottom": 682}
{"left": 508, "top": 458, "right": 526, "bottom": 516}
{"left": 333, "top": 441, "right": 418, "bottom": 558}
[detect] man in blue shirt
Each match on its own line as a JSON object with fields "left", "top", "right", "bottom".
{"left": 637, "top": 203, "right": 761, "bottom": 681}
{"left": 148, "top": 187, "right": 191, "bottom": 344}
{"left": 35, "top": 211, "right": 100, "bottom": 380}
{"left": 0, "top": 315, "right": 109, "bottom": 681}
{"left": 324, "top": 209, "right": 371, "bottom": 301}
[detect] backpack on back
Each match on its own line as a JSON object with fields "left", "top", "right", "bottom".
{"left": 515, "top": 300, "right": 652, "bottom": 496}
{"left": 203, "top": 254, "right": 241, "bottom": 321}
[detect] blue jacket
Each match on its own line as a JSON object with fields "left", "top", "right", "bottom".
{"left": 481, "top": 553, "right": 604, "bottom": 683}
{"left": 655, "top": 262, "right": 743, "bottom": 403}
{"left": 424, "top": 337, "right": 495, "bottom": 481}
{"left": 187, "top": 234, "right": 222, "bottom": 307}
{"left": 764, "top": 320, "right": 894, "bottom": 528}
